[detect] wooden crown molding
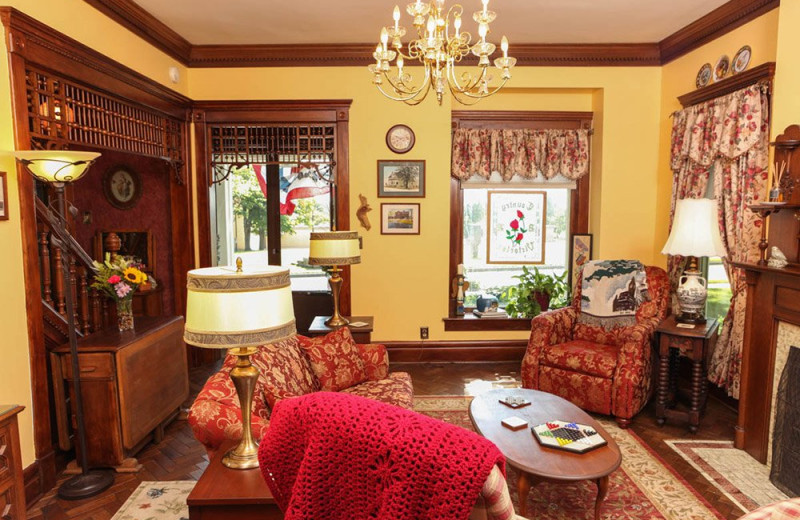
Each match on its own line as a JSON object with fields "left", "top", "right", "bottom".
{"left": 660, "top": 0, "right": 780, "bottom": 64}
{"left": 1, "top": 7, "right": 191, "bottom": 116}
{"left": 85, "top": 0, "right": 778, "bottom": 68}
{"left": 678, "top": 61, "right": 775, "bottom": 107}
{"left": 83, "top": 0, "right": 192, "bottom": 63}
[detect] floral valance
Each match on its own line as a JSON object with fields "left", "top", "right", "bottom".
{"left": 451, "top": 128, "right": 590, "bottom": 181}
{"left": 670, "top": 83, "right": 770, "bottom": 172}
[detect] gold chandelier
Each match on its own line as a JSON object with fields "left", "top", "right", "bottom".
{"left": 369, "top": 0, "right": 516, "bottom": 105}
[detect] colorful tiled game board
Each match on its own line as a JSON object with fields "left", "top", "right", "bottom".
{"left": 531, "top": 421, "right": 608, "bottom": 453}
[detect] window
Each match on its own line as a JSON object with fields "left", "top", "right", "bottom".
{"left": 445, "top": 111, "right": 592, "bottom": 330}
{"left": 462, "top": 187, "right": 571, "bottom": 307}
{"left": 704, "top": 257, "right": 732, "bottom": 324}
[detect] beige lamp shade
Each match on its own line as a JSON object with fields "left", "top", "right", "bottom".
{"left": 12, "top": 150, "right": 100, "bottom": 184}
{"left": 662, "top": 198, "right": 727, "bottom": 258}
{"left": 308, "top": 231, "right": 361, "bottom": 266}
{"left": 184, "top": 265, "right": 296, "bottom": 349}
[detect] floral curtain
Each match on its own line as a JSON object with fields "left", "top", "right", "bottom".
{"left": 668, "top": 83, "right": 770, "bottom": 398}
{"left": 451, "top": 128, "right": 590, "bottom": 180}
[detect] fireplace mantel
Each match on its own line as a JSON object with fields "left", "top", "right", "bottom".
{"left": 734, "top": 263, "right": 800, "bottom": 463}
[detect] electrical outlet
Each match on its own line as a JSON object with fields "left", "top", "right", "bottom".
{"left": 420, "top": 327, "right": 429, "bottom": 340}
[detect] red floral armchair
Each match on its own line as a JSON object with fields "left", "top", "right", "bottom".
{"left": 521, "top": 265, "right": 669, "bottom": 427}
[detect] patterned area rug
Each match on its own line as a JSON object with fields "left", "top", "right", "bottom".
{"left": 416, "top": 396, "right": 724, "bottom": 520}
{"left": 111, "top": 481, "right": 194, "bottom": 520}
{"left": 666, "top": 439, "right": 789, "bottom": 513}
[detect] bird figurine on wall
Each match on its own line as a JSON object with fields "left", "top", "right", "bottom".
{"left": 768, "top": 246, "right": 789, "bottom": 268}
{"left": 356, "top": 193, "right": 372, "bottom": 231}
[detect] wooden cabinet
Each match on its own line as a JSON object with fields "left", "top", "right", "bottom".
{"left": 52, "top": 316, "right": 188, "bottom": 469}
{"left": 0, "top": 406, "right": 26, "bottom": 520}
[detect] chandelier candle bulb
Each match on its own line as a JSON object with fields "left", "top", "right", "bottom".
{"left": 394, "top": 6, "right": 400, "bottom": 29}
{"left": 502, "top": 36, "right": 508, "bottom": 58}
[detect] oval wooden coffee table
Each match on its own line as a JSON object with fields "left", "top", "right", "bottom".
{"left": 469, "top": 388, "right": 621, "bottom": 519}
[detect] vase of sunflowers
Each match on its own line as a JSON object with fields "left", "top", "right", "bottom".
{"left": 91, "top": 255, "right": 154, "bottom": 332}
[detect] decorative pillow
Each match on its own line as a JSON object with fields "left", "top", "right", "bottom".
{"left": 248, "top": 336, "right": 320, "bottom": 410}
{"left": 297, "top": 327, "right": 369, "bottom": 392}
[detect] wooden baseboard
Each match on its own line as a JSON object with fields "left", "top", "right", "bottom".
{"left": 23, "top": 449, "right": 57, "bottom": 508}
{"left": 382, "top": 340, "right": 527, "bottom": 363}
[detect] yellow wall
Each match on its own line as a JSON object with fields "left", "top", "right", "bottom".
{"left": 189, "top": 66, "right": 662, "bottom": 342}
{"left": 0, "top": 0, "right": 790, "bottom": 469}
{"left": 773, "top": 0, "right": 800, "bottom": 132}
{"left": 0, "top": 0, "right": 188, "bottom": 467}
{"left": 655, "top": 10, "right": 780, "bottom": 263}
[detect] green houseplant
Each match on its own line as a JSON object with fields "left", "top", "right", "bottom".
{"left": 503, "top": 267, "right": 570, "bottom": 318}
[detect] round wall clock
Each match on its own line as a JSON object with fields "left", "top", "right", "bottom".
{"left": 103, "top": 165, "right": 142, "bottom": 210}
{"left": 386, "top": 124, "right": 415, "bottom": 154}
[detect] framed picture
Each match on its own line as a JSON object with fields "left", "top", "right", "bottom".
{"left": 381, "top": 203, "right": 420, "bottom": 235}
{"left": 94, "top": 230, "right": 156, "bottom": 274}
{"left": 377, "top": 160, "right": 425, "bottom": 198}
{"left": 569, "top": 233, "right": 593, "bottom": 289}
{"left": 103, "top": 165, "right": 142, "bottom": 210}
{"left": 486, "top": 190, "right": 546, "bottom": 264}
{"left": 0, "top": 171, "right": 7, "bottom": 221}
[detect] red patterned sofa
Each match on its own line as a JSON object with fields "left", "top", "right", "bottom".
{"left": 188, "top": 327, "right": 413, "bottom": 456}
{"left": 521, "top": 265, "right": 669, "bottom": 428}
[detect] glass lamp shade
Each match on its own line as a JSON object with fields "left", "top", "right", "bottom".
{"left": 184, "top": 265, "right": 297, "bottom": 349}
{"left": 12, "top": 150, "right": 101, "bottom": 184}
{"left": 661, "top": 198, "right": 726, "bottom": 258}
{"left": 308, "top": 231, "right": 361, "bottom": 266}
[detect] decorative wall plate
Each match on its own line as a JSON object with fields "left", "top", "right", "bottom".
{"left": 386, "top": 124, "right": 415, "bottom": 154}
{"left": 103, "top": 165, "right": 142, "bottom": 210}
{"left": 713, "top": 55, "right": 730, "bottom": 82}
{"left": 696, "top": 63, "right": 712, "bottom": 88}
{"left": 732, "top": 45, "right": 752, "bottom": 74}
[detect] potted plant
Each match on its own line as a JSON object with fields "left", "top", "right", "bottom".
{"left": 503, "top": 267, "right": 570, "bottom": 318}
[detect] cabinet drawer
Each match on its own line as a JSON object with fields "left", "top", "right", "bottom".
{"left": 0, "top": 426, "right": 13, "bottom": 485}
{"left": 0, "top": 482, "right": 18, "bottom": 520}
{"left": 60, "top": 353, "right": 115, "bottom": 380}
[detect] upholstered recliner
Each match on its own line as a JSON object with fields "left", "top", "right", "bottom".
{"left": 521, "top": 264, "right": 669, "bottom": 427}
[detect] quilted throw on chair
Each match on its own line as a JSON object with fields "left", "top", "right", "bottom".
{"left": 258, "top": 392, "right": 504, "bottom": 520}
{"left": 578, "top": 259, "right": 649, "bottom": 329}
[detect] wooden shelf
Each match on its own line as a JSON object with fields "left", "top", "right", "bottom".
{"left": 443, "top": 314, "right": 531, "bottom": 332}
{"left": 678, "top": 62, "right": 775, "bottom": 108}
{"left": 731, "top": 261, "right": 800, "bottom": 277}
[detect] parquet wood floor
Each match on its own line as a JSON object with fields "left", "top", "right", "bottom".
{"left": 28, "top": 361, "right": 744, "bottom": 520}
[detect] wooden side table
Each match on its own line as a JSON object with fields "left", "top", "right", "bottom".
{"left": 0, "top": 406, "right": 26, "bottom": 520}
{"left": 655, "top": 315, "right": 719, "bottom": 433}
{"left": 308, "top": 316, "right": 374, "bottom": 344}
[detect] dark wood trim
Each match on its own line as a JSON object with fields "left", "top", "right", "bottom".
{"left": 384, "top": 340, "right": 527, "bottom": 363}
{"left": 660, "top": 0, "right": 780, "bottom": 65}
{"left": 83, "top": 0, "right": 192, "bottom": 64}
{"left": 447, "top": 110, "right": 592, "bottom": 319}
{"left": 191, "top": 100, "right": 352, "bottom": 316}
{"left": 678, "top": 62, "right": 775, "bottom": 107}
{"left": 85, "top": 0, "right": 777, "bottom": 68}
{"left": 22, "top": 452, "right": 54, "bottom": 508}
{"left": 443, "top": 316, "right": 531, "bottom": 331}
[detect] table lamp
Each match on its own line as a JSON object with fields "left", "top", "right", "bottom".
{"left": 661, "top": 198, "right": 726, "bottom": 324}
{"left": 308, "top": 231, "right": 361, "bottom": 327}
{"left": 13, "top": 150, "right": 115, "bottom": 499}
{"left": 184, "top": 259, "right": 296, "bottom": 469}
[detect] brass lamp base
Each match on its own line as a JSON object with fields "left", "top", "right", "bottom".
{"left": 325, "top": 266, "right": 349, "bottom": 327}
{"left": 223, "top": 346, "right": 260, "bottom": 470}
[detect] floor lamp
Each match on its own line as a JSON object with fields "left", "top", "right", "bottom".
{"left": 184, "top": 259, "right": 296, "bottom": 469}
{"left": 13, "top": 150, "right": 115, "bottom": 499}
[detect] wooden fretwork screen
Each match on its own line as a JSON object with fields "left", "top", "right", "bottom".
{"left": 208, "top": 123, "right": 336, "bottom": 183}
{"left": 26, "top": 66, "right": 184, "bottom": 165}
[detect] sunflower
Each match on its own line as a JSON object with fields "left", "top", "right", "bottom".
{"left": 123, "top": 267, "right": 146, "bottom": 285}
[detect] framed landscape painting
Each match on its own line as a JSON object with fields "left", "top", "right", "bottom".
{"left": 381, "top": 203, "right": 420, "bottom": 235}
{"left": 377, "top": 160, "right": 425, "bottom": 197}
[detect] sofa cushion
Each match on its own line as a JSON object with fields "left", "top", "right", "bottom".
{"left": 297, "top": 327, "right": 369, "bottom": 392}
{"left": 249, "top": 336, "right": 320, "bottom": 409}
{"left": 540, "top": 340, "right": 619, "bottom": 378}
{"left": 340, "top": 372, "right": 414, "bottom": 409}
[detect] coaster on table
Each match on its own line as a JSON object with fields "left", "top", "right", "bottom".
{"left": 502, "top": 416, "right": 528, "bottom": 431}
{"left": 499, "top": 395, "right": 531, "bottom": 408}
{"left": 348, "top": 321, "right": 370, "bottom": 328}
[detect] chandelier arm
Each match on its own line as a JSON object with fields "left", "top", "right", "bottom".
{"left": 450, "top": 77, "right": 510, "bottom": 100}
{"left": 375, "top": 78, "right": 432, "bottom": 105}
{"left": 446, "top": 62, "right": 487, "bottom": 93}
{"left": 381, "top": 66, "right": 432, "bottom": 97}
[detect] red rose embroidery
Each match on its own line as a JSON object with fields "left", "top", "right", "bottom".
{"left": 510, "top": 219, "right": 519, "bottom": 230}
{"left": 505, "top": 212, "right": 527, "bottom": 244}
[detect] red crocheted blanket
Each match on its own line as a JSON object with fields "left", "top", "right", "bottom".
{"left": 258, "top": 392, "right": 504, "bottom": 520}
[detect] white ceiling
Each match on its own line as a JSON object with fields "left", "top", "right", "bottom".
{"left": 131, "top": 0, "right": 729, "bottom": 46}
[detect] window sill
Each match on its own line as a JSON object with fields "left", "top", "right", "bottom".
{"left": 442, "top": 315, "right": 532, "bottom": 332}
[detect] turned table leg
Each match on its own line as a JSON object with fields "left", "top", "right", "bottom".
{"left": 595, "top": 475, "right": 610, "bottom": 520}
{"left": 656, "top": 334, "right": 670, "bottom": 426}
{"left": 690, "top": 355, "right": 705, "bottom": 434}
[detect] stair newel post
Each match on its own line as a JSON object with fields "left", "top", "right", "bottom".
{"left": 52, "top": 243, "right": 66, "bottom": 316}
{"left": 90, "top": 289, "right": 102, "bottom": 333}
{"left": 69, "top": 256, "right": 79, "bottom": 326}
{"left": 78, "top": 266, "right": 90, "bottom": 334}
